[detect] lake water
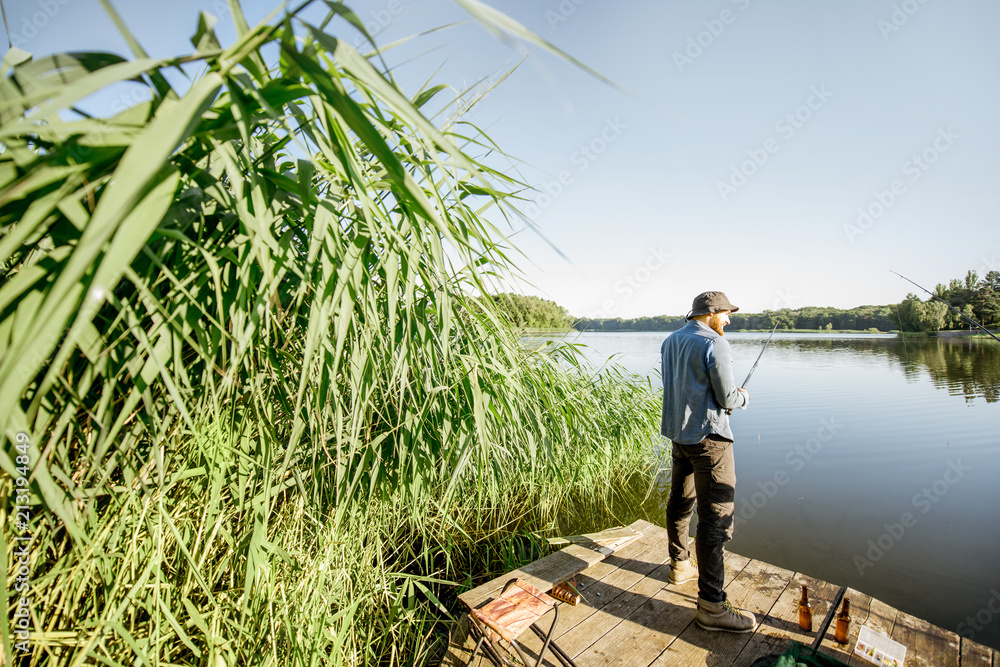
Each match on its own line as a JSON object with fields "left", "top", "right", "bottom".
{"left": 536, "top": 331, "right": 1000, "bottom": 650}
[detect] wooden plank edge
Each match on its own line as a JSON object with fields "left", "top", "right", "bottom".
{"left": 544, "top": 525, "right": 641, "bottom": 547}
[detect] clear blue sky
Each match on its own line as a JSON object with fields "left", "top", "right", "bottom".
{"left": 6, "top": 0, "right": 999, "bottom": 317}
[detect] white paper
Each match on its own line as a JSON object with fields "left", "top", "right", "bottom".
{"left": 854, "top": 625, "right": 907, "bottom": 667}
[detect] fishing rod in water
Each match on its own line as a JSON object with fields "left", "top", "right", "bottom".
{"left": 727, "top": 322, "right": 779, "bottom": 415}
{"left": 890, "top": 270, "right": 1000, "bottom": 344}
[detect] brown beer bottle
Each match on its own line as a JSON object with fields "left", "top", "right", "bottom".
{"left": 835, "top": 598, "right": 852, "bottom": 644}
{"left": 798, "top": 585, "right": 813, "bottom": 631}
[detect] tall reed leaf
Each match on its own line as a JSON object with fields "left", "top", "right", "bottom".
{"left": 0, "top": 2, "right": 661, "bottom": 665}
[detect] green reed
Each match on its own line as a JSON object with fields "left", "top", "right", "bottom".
{"left": 0, "top": 2, "right": 661, "bottom": 664}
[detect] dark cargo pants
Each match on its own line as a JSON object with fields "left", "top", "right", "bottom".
{"left": 665, "top": 435, "right": 736, "bottom": 603}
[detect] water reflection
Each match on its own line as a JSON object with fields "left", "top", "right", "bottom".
{"left": 762, "top": 336, "right": 1000, "bottom": 403}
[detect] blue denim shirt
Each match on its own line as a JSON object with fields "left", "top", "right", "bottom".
{"left": 661, "top": 320, "right": 748, "bottom": 445}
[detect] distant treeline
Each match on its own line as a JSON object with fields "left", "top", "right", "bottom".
{"left": 492, "top": 268, "right": 1000, "bottom": 333}
{"left": 573, "top": 304, "right": 897, "bottom": 333}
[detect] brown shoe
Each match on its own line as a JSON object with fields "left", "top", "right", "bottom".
{"left": 668, "top": 559, "right": 698, "bottom": 585}
{"left": 696, "top": 598, "right": 757, "bottom": 633}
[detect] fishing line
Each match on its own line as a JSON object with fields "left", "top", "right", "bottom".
{"left": 893, "top": 303, "right": 909, "bottom": 361}
{"left": 890, "top": 270, "right": 1000, "bottom": 344}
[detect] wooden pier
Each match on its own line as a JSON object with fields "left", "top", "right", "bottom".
{"left": 442, "top": 520, "right": 999, "bottom": 666}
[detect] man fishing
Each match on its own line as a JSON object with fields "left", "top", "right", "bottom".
{"left": 661, "top": 291, "right": 757, "bottom": 633}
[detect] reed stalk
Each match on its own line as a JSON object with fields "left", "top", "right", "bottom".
{"left": 0, "top": 2, "right": 661, "bottom": 664}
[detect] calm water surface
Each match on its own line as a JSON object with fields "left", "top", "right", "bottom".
{"left": 536, "top": 331, "right": 1000, "bottom": 650}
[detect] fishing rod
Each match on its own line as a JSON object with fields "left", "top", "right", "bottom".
{"left": 890, "top": 270, "right": 1000, "bottom": 344}
{"left": 740, "top": 322, "right": 779, "bottom": 389}
{"left": 727, "top": 322, "right": 779, "bottom": 415}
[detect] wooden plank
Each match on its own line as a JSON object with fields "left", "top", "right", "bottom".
{"left": 648, "top": 557, "right": 794, "bottom": 666}
{"left": 543, "top": 522, "right": 670, "bottom": 637}
{"left": 452, "top": 521, "right": 662, "bottom": 667}
{"left": 960, "top": 637, "right": 994, "bottom": 666}
{"left": 721, "top": 550, "right": 755, "bottom": 586}
{"left": 569, "top": 556, "right": 680, "bottom": 665}
{"left": 890, "top": 607, "right": 959, "bottom": 667}
{"left": 545, "top": 525, "right": 642, "bottom": 547}
{"left": 438, "top": 614, "right": 481, "bottom": 667}
{"left": 446, "top": 533, "right": 994, "bottom": 667}
{"left": 736, "top": 571, "right": 843, "bottom": 665}
{"left": 636, "top": 550, "right": 755, "bottom": 667}
{"left": 484, "top": 524, "right": 668, "bottom": 667}
{"left": 551, "top": 529, "right": 676, "bottom": 660}
{"left": 843, "top": 596, "right": 899, "bottom": 667}
{"left": 815, "top": 587, "right": 876, "bottom": 665}
{"left": 566, "top": 534, "right": 734, "bottom": 666}
{"left": 487, "top": 523, "right": 750, "bottom": 664}
{"left": 575, "top": 568, "right": 700, "bottom": 666}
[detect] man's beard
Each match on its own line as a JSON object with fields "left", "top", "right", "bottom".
{"left": 708, "top": 313, "right": 727, "bottom": 336}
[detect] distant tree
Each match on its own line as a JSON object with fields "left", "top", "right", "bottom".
{"left": 971, "top": 289, "right": 1000, "bottom": 327}
{"left": 948, "top": 303, "right": 978, "bottom": 329}
{"left": 925, "top": 300, "right": 948, "bottom": 331}
{"left": 770, "top": 312, "right": 796, "bottom": 330}
{"left": 945, "top": 304, "right": 966, "bottom": 330}
{"left": 491, "top": 293, "right": 572, "bottom": 329}
{"left": 897, "top": 294, "right": 947, "bottom": 332}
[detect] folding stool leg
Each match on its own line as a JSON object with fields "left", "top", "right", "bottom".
{"left": 507, "top": 639, "right": 535, "bottom": 667}
{"left": 466, "top": 617, "right": 510, "bottom": 667}
{"left": 509, "top": 603, "right": 570, "bottom": 667}
{"left": 527, "top": 608, "right": 577, "bottom": 667}
{"left": 467, "top": 634, "right": 486, "bottom": 665}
